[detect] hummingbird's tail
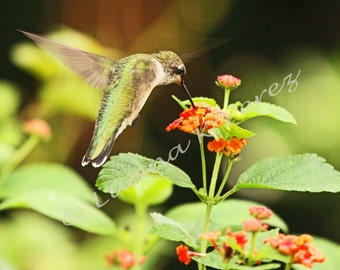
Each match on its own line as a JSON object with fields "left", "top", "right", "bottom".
{"left": 81, "top": 137, "right": 115, "bottom": 168}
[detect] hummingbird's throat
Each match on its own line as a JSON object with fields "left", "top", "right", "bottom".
{"left": 181, "top": 81, "right": 197, "bottom": 110}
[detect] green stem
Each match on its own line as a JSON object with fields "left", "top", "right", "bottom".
{"left": 198, "top": 134, "right": 207, "bottom": 191}
{"left": 223, "top": 89, "right": 231, "bottom": 110}
{"left": 197, "top": 88, "right": 233, "bottom": 270}
{"left": 215, "top": 158, "right": 234, "bottom": 199}
{"left": 208, "top": 152, "right": 223, "bottom": 198}
{"left": 132, "top": 203, "right": 147, "bottom": 270}
{"left": 0, "top": 135, "right": 40, "bottom": 181}
{"left": 248, "top": 232, "right": 257, "bottom": 265}
{"left": 198, "top": 202, "right": 213, "bottom": 270}
{"left": 219, "top": 186, "right": 239, "bottom": 202}
{"left": 284, "top": 262, "right": 292, "bottom": 270}
{"left": 198, "top": 153, "right": 223, "bottom": 270}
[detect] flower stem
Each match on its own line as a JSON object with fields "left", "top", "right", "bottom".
{"left": 215, "top": 158, "right": 234, "bottom": 199}
{"left": 132, "top": 203, "right": 147, "bottom": 270}
{"left": 0, "top": 135, "right": 40, "bottom": 181}
{"left": 198, "top": 201, "right": 213, "bottom": 270}
{"left": 198, "top": 152, "right": 223, "bottom": 270}
{"left": 284, "top": 262, "right": 292, "bottom": 270}
{"left": 219, "top": 186, "right": 239, "bottom": 202}
{"left": 248, "top": 232, "right": 257, "bottom": 265}
{"left": 208, "top": 152, "right": 223, "bottom": 198}
{"left": 223, "top": 89, "right": 231, "bottom": 110}
{"left": 198, "top": 134, "right": 207, "bottom": 191}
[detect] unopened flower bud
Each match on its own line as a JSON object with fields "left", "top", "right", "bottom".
{"left": 23, "top": 118, "right": 52, "bottom": 141}
{"left": 216, "top": 74, "right": 241, "bottom": 91}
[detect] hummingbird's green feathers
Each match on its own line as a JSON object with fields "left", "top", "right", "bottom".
{"left": 19, "top": 30, "right": 118, "bottom": 90}
{"left": 82, "top": 55, "right": 163, "bottom": 167}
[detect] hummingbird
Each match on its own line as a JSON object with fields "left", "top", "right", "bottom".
{"left": 20, "top": 30, "right": 196, "bottom": 167}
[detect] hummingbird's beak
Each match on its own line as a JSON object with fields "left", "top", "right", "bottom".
{"left": 181, "top": 80, "right": 197, "bottom": 110}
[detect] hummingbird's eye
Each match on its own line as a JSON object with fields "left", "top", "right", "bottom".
{"left": 175, "top": 65, "right": 185, "bottom": 77}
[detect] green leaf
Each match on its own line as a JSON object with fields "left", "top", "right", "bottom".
{"left": 194, "top": 250, "right": 281, "bottom": 269}
{"left": 153, "top": 158, "right": 194, "bottom": 188}
{"left": 0, "top": 80, "right": 21, "bottom": 119}
{"left": 228, "top": 101, "right": 297, "bottom": 124}
{"left": 39, "top": 77, "right": 101, "bottom": 120}
{"left": 192, "top": 250, "right": 226, "bottom": 269}
{"left": 235, "top": 263, "right": 282, "bottom": 270}
{"left": 166, "top": 199, "right": 288, "bottom": 232}
{"left": 0, "top": 163, "right": 91, "bottom": 199}
{"left": 11, "top": 42, "right": 58, "bottom": 80}
{"left": 118, "top": 176, "right": 173, "bottom": 206}
{"left": 256, "top": 243, "right": 291, "bottom": 265}
{"left": 0, "top": 190, "right": 116, "bottom": 235}
{"left": 0, "top": 162, "right": 93, "bottom": 202}
{"left": 209, "top": 123, "right": 255, "bottom": 140}
{"left": 150, "top": 212, "right": 198, "bottom": 248}
{"left": 0, "top": 162, "right": 115, "bottom": 235}
{"left": 172, "top": 95, "right": 218, "bottom": 109}
{"left": 96, "top": 153, "right": 194, "bottom": 196}
{"left": 0, "top": 211, "right": 78, "bottom": 270}
{"left": 235, "top": 154, "right": 340, "bottom": 192}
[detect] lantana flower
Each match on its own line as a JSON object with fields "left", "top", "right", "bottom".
{"left": 264, "top": 234, "right": 325, "bottom": 268}
{"left": 176, "top": 244, "right": 205, "bottom": 265}
{"left": 23, "top": 118, "right": 52, "bottom": 141}
{"left": 201, "top": 228, "right": 249, "bottom": 262}
{"left": 242, "top": 219, "right": 269, "bottom": 232}
{"left": 105, "top": 250, "right": 146, "bottom": 269}
{"left": 200, "top": 230, "right": 222, "bottom": 250}
{"left": 248, "top": 205, "right": 273, "bottom": 220}
{"left": 216, "top": 74, "right": 241, "bottom": 91}
{"left": 166, "top": 102, "right": 226, "bottom": 134}
{"left": 207, "top": 136, "right": 247, "bottom": 158}
{"left": 226, "top": 227, "right": 248, "bottom": 250}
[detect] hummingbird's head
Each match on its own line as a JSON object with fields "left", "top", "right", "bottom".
{"left": 152, "top": 51, "right": 186, "bottom": 85}
{"left": 153, "top": 51, "right": 196, "bottom": 109}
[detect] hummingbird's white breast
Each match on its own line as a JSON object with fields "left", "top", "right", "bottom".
{"left": 127, "top": 57, "right": 166, "bottom": 126}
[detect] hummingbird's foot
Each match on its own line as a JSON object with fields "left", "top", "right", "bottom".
{"left": 131, "top": 114, "right": 140, "bottom": 127}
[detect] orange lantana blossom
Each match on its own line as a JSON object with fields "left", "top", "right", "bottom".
{"left": 176, "top": 244, "right": 205, "bottom": 265}
{"left": 105, "top": 250, "right": 146, "bottom": 269}
{"left": 207, "top": 136, "right": 247, "bottom": 158}
{"left": 200, "top": 227, "right": 248, "bottom": 262}
{"left": 264, "top": 234, "right": 325, "bottom": 268}
{"left": 165, "top": 102, "right": 226, "bottom": 134}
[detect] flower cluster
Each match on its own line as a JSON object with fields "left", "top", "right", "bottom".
{"left": 216, "top": 74, "right": 241, "bottom": 91}
{"left": 226, "top": 228, "right": 248, "bottom": 250}
{"left": 265, "top": 234, "right": 325, "bottom": 268}
{"left": 248, "top": 205, "right": 273, "bottom": 219}
{"left": 242, "top": 205, "right": 272, "bottom": 232}
{"left": 207, "top": 136, "right": 247, "bottom": 158}
{"left": 23, "top": 118, "right": 52, "bottom": 141}
{"left": 165, "top": 102, "right": 226, "bottom": 134}
{"left": 105, "top": 250, "right": 146, "bottom": 269}
{"left": 242, "top": 219, "right": 268, "bottom": 232}
{"left": 200, "top": 227, "right": 248, "bottom": 262}
{"left": 177, "top": 206, "right": 273, "bottom": 266}
{"left": 176, "top": 206, "right": 324, "bottom": 269}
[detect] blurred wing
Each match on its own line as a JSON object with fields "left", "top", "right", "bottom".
{"left": 180, "top": 38, "right": 231, "bottom": 62}
{"left": 19, "top": 30, "right": 118, "bottom": 90}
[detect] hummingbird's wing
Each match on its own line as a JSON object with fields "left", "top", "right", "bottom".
{"left": 19, "top": 30, "right": 118, "bottom": 90}
{"left": 180, "top": 38, "right": 230, "bottom": 62}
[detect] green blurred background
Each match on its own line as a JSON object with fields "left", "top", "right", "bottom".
{"left": 1, "top": 0, "right": 339, "bottom": 269}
